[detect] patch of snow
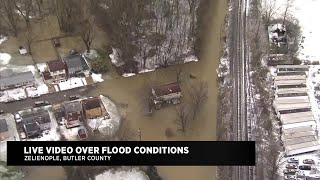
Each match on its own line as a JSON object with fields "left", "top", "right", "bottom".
{"left": 0, "top": 53, "right": 11, "bottom": 65}
{"left": 83, "top": 49, "right": 99, "bottom": 60}
{"left": 0, "top": 141, "right": 7, "bottom": 161}
{"left": 0, "top": 35, "right": 8, "bottom": 45}
{"left": 60, "top": 125, "right": 84, "bottom": 141}
{"left": 88, "top": 95, "right": 121, "bottom": 137}
{"left": 58, "top": 78, "right": 84, "bottom": 91}
{"left": 122, "top": 73, "right": 136, "bottom": 77}
{"left": 183, "top": 55, "right": 198, "bottom": 63}
{"left": 95, "top": 168, "right": 149, "bottom": 180}
{"left": 36, "top": 63, "right": 48, "bottom": 73}
{"left": 26, "top": 84, "right": 49, "bottom": 97}
{"left": 92, "top": 73, "right": 104, "bottom": 82}
{"left": 138, "top": 69, "right": 156, "bottom": 74}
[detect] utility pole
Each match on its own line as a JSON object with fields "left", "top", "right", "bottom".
{"left": 138, "top": 128, "right": 141, "bottom": 141}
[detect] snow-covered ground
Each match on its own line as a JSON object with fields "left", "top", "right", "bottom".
{"left": 0, "top": 113, "right": 20, "bottom": 162}
{"left": 0, "top": 53, "right": 11, "bottom": 65}
{"left": 95, "top": 168, "right": 149, "bottom": 180}
{"left": 58, "top": 78, "right": 84, "bottom": 91}
{"left": 122, "top": 73, "right": 136, "bottom": 77}
{"left": 59, "top": 125, "right": 84, "bottom": 141}
{"left": 268, "top": 0, "right": 320, "bottom": 62}
{"left": 87, "top": 95, "right": 121, "bottom": 137}
{"left": 26, "top": 84, "right": 49, "bottom": 97}
{"left": 91, "top": 73, "right": 104, "bottom": 83}
{"left": 0, "top": 88, "right": 27, "bottom": 102}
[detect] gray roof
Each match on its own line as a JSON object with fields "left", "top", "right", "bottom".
{"left": 0, "top": 119, "right": 8, "bottom": 133}
{"left": 0, "top": 71, "right": 34, "bottom": 87}
{"left": 64, "top": 101, "right": 82, "bottom": 113}
{"left": 22, "top": 110, "right": 51, "bottom": 125}
{"left": 24, "top": 122, "right": 40, "bottom": 134}
{"left": 64, "top": 54, "right": 89, "bottom": 74}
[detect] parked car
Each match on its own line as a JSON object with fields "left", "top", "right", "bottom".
{"left": 52, "top": 38, "right": 60, "bottom": 47}
{"left": 283, "top": 169, "right": 298, "bottom": 174}
{"left": 297, "top": 174, "right": 306, "bottom": 180}
{"left": 34, "top": 101, "right": 50, "bottom": 107}
{"left": 14, "top": 113, "right": 22, "bottom": 123}
{"left": 78, "top": 128, "right": 88, "bottom": 140}
{"left": 303, "top": 159, "right": 315, "bottom": 164}
{"left": 285, "top": 175, "right": 297, "bottom": 180}
{"left": 286, "top": 164, "right": 298, "bottom": 169}
{"left": 0, "top": 109, "right": 4, "bottom": 114}
{"left": 69, "top": 95, "right": 80, "bottom": 101}
{"left": 299, "top": 165, "right": 311, "bottom": 170}
{"left": 30, "top": 94, "right": 40, "bottom": 98}
{"left": 288, "top": 157, "right": 299, "bottom": 164}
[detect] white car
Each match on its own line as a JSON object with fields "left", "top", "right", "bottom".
{"left": 285, "top": 175, "right": 297, "bottom": 179}
{"left": 14, "top": 113, "right": 22, "bottom": 123}
{"left": 30, "top": 94, "right": 40, "bottom": 98}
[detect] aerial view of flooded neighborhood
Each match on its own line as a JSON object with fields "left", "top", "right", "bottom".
{"left": 1, "top": 0, "right": 320, "bottom": 180}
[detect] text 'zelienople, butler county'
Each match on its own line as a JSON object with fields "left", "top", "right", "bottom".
{"left": 23, "top": 146, "right": 190, "bottom": 162}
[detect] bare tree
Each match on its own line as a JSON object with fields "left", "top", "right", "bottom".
{"left": 175, "top": 67, "right": 183, "bottom": 83}
{"left": 13, "top": 0, "right": 33, "bottom": 27}
{"left": 25, "top": 27, "right": 34, "bottom": 55}
{"left": 35, "top": 0, "right": 43, "bottom": 18}
{"left": 80, "top": 19, "right": 95, "bottom": 53}
{"left": 0, "top": 0, "right": 19, "bottom": 36}
{"left": 283, "top": 0, "right": 294, "bottom": 25}
{"left": 175, "top": 104, "right": 190, "bottom": 133}
{"left": 189, "top": 81, "right": 208, "bottom": 120}
{"left": 261, "top": 0, "right": 280, "bottom": 25}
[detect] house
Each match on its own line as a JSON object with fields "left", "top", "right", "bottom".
{"left": 0, "top": 119, "right": 9, "bottom": 140}
{"left": 42, "top": 71, "right": 53, "bottom": 84}
{"left": 81, "top": 97, "right": 102, "bottom": 119}
{"left": 46, "top": 60, "right": 67, "bottom": 82}
{"left": 268, "top": 23, "right": 287, "bottom": 47}
{"left": 151, "top": 82, "right": 182, "bottom": 109}
{"left": 0, "top": 70, "right": 35, "bottom": 90}
{"left": 64, "top": 101, "right": 82, "bottom": 128}
{"left": 22, "top": 110, "right": 51, "bottom": 131}
{"left": 23, "top": 122, "right": 41, "bottom": 138}
{"left": 64, "top": 54, "right": 90, "bottom": 77}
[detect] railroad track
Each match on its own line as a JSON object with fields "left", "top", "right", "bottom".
{"left": 230, "top": 0, "right": 252, "bottom": 179}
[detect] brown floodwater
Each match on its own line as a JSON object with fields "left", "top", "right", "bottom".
{"left": 24, "top": 0, "right": 226, "bottom": 179}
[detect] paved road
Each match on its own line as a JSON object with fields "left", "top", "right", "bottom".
{"left": 0, "top": 85, "right": 96, "bottom": 113}
{"left": 230, "top": 0, "right": 252, "bottom": 179}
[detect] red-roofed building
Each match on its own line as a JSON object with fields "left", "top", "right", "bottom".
{"left": 151, "top": 82, "right": 182, "bottom": 109}
{"left": 46, "top": 60, "right": 67, "bottom": 83}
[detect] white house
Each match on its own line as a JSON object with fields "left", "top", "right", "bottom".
{"left": 151, "top": 82, "right": 182, "bottom": 109}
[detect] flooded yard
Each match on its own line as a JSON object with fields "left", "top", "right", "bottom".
{"left": 20, "top": 0, "right": 226, "bottom": 179}
{"left": 87, "top": 0, "right": 227, "bottom": 179}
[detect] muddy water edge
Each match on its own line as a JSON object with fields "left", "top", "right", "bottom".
{"left": 24, "top": 0, "right": 227, "bottom": 179}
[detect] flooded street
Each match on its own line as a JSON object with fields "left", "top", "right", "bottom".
{"left": 23, "top": 0, "right": 226, "bottom": 179}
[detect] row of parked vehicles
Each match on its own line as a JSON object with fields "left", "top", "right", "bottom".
{"left": 284, "top": 158, "right": 317, "bottom": 180}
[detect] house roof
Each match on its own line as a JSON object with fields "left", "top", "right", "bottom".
{"left": 47, "top": 60, "right": 66, "bottom": 72}
{"left": 24, "top": 122, "right": 40, "bottom": 133}
{"left": 0, "top": 119, "right": 8, "bottom": 133}
{"left": 64, "top": 101, "right": 82, "bottom": 113}
{"left": 152, "top": 82, "right": 181, "bottom": 96}
{"left": 22, "top": 110, "right": 51, "bottom": 125}
{"left": 42, "top": 71, "right": 52, "bottom": 80}
{"left": 82, "top": 97, "right": 101, "bottom": 110}
{"left": 0, "top": 71, "right": 34, "bottom": 87}
{"left": 64, "top": 54, "right": 89, "bottom": 74}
